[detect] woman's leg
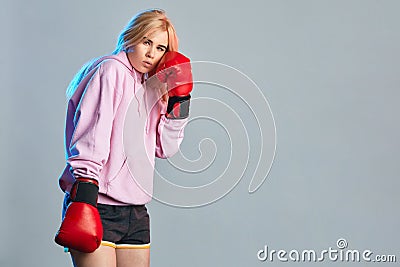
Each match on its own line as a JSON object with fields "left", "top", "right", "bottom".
{"left": 70, "top": 245, "right": 117, "bottom": 267}
{"left": 116, "top": 248, "right": 150, "bottom": 267}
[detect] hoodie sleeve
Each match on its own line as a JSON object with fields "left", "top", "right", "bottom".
{"left": 67, "top": 63, "right": 122, "bottom": 180}
{"left": 155, "top": 100, "right": 188, "bottom": 159}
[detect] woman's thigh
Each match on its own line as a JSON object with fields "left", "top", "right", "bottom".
{"left": 116, "top": 248, "right": 150, "bottom": 267}
{"left": 70, "top": 245, "right": 116, "bottom": 267}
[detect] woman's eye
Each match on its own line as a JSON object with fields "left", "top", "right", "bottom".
{"left": 144, "top": 40, "right": 150, "bottom": 45}
{"left": 157, "top": 47, "right": 165, "bottom": 52}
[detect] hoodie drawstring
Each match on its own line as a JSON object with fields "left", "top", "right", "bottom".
{"left": 131, "top": 70, "right": 150, "bottom": 134}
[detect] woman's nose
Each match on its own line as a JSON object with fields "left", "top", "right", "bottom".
{"left": 146, "top": 47, "right": 155, "bottom": 58}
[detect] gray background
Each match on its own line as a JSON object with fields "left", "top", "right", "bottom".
{"left": 1, "top": 0, "right": 399, "bottom": 266}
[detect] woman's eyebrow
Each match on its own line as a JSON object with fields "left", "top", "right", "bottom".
{"left": 143, "top": 37, "right": 168, "bottom": 50}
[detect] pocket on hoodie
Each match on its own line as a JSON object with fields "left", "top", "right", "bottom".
{"left": 106, "top": 157, "right": 152, "bottom": 204}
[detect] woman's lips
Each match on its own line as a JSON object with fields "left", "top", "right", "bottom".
{"left": 143, "top": 61, "right": 152, "bottom": 68}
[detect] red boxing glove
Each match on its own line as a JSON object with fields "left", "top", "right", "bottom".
{"left": 55, "top": 178, "right": 103, "bottom": 253}
{"left": 156, "top": 51, "right": 193, "bottom": 119}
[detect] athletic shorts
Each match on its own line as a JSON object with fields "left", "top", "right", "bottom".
{"left": 62, "top": 193, "right": 150, "bottom": 250}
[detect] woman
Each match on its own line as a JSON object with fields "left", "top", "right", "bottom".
{"left": 55, "top": 8, "right": 193, "bottom": 267}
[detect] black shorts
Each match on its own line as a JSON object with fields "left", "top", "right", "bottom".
{"left": 62, "top": 193, "right": 150, "bottom": 249}
{"left": 97, "top": 203, "right": 150, "bottom": 248}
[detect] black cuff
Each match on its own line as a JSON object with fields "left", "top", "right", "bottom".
{"left": 73, "top": 181, "right": 99, "bottom": 207}
{"left": 167, "top": 94, "right": 191, "bottom": 119}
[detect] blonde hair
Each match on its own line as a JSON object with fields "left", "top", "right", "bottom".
{"left": 113, "top": 8, "right": 178, "bottom": 54}
{"left": 66, "top": 9, "right": 177, "bottom": 100}
{"left": 114, "top": 9, "right": 179, "bottom": 101}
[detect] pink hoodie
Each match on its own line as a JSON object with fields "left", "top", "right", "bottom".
{"left": 59, "top": 51, "right": 187, "bottom": 205}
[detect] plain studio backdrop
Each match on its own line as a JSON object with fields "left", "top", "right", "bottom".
{"left": 1, "top": 0, "right": 399, "bottom": 266}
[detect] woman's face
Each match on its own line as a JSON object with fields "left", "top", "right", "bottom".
{"left": 127, "top": 30, "right": 168, "bottom": 74}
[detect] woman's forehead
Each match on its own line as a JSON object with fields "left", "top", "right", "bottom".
{"left": 145, "top": 30, "right": 168, "bottom": 45}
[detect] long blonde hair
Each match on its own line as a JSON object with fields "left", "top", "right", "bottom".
{"left": 113, "top": 8, "right": 178, "bottom": 54}
{"left": 66, "top": 9, "right": 178, "bottom": 100}
{"left": 114, "top": 9, "right": 179, "bottom": 101}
